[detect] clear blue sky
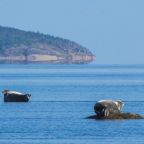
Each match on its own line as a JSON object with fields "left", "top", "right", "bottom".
{"left": 0, "top": 0, "right": 144, "bottom": 64}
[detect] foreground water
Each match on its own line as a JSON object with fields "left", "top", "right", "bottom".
{"left": 0, "top": 64, "right": 144, "bottom": 144}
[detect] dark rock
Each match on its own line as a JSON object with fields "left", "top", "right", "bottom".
{"left": 86, "top": 112, "right": 143, "bottom": 120}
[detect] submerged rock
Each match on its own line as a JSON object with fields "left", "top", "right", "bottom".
{"left": 87, "top": 112, "right": 143, "bottom": 120}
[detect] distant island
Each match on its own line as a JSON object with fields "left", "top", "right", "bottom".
{"left": 0, "top": 26, "right": 95, "bottom": 64}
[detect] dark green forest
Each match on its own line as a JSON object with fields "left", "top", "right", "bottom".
{"left": 0, "top": 26, "right": 95, "bottom": 64}
{"left": 0, "top": 26, "right": 92, "bottom": 55}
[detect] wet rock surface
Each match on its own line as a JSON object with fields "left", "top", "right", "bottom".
{"left": 87, "top": 112, "right": 143, "bottom": 120}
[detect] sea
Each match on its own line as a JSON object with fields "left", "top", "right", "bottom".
{"left": 0, "top": 64, "right": 144, "bottom": 144}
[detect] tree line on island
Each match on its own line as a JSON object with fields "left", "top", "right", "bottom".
{"left": 0, "top": 26, "right": 95, "bottom": 64}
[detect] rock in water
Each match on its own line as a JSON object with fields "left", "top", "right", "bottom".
{"left": 87, "top": 99, "right": 143, "bottom": 120}
{"left": 106, "top": 113, "right": 143, "bottom": 119}
{"left": 87, "top": 113, "right": 143, "bottom": 120}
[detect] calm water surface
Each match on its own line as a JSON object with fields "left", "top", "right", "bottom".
{"left": 0, "top": 64, "right": 144, "bottom": 144}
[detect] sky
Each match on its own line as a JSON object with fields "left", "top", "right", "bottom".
{"left": 0, "top": 0, "right": 144, "bottom": 64}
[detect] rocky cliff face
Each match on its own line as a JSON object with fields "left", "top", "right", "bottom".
{"left": 0, "top": 26, "right": 95, "bottom": 64}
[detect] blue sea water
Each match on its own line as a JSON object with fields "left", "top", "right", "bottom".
{"left": 0, "top": 64, "right": 144, "bottom": 144}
